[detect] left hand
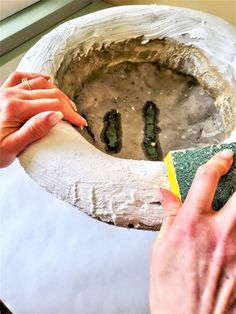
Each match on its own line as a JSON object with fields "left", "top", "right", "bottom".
{"left": 0, "top": 71, "right": 87, "bottom": 168}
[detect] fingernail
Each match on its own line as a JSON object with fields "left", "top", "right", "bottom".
{"left": 48, "top": 111, "right": 63, "bottom": 126}
{"left": 81, "top": 117, "right": 88, "bottom": 127}
{"left": 70, "top": 100, "right": 78, "bottom": 112}
{"left": 219, "top": 149, "right": 234, "bottom": 160}
{"left": 153, "top": 185, "right": 163, "bottom": 203}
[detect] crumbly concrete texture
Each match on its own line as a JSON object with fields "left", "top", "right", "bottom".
{"left": 17, "top": 5, "right": 236, "bottom": 230}
{"left": 76, "top": 62, "right": 224, "bottom": 160}
{"left": 56, "top": 36, "right": 235, "bottom": 135}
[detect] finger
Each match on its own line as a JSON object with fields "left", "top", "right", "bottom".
{"left": 155, "top": 187, "right": 182, "bottom": 240}
{"left": 16, "top": 76, "right": 52, "bottom": 90}
{"left": 219, "top": 192, "right": 236, "bottom": 231}
{"left": 1, "top": 72, "right": 50, "bottom": 88}
{"left": 5, "top": 111, "right": 63, "bottom": 156}
{"left": 214, "top": 277, "right": 235, "bottom": 314}
{"left": 14, "top": 98, "right": 86, "bottom": 127}
{"left": 184, "top": 149, "right": 234, "bottom": 215}
{"left": 223, "top": 191, "right": 236, "bottom": 217}
{"left": 25, "top": 89, "right": 78, "bottom": 112}
{"left": 3, "top": 88, "right": 77, "bottom": 112}
{"left": 0, "top": 87, "right": 51, "bottom": 104}
{"left": 16, "top": 78, "right": 78, "bottom": 112}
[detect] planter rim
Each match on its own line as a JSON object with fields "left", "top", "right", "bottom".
{"left": 17, "top": 5, "right": 236, "bottom": 230}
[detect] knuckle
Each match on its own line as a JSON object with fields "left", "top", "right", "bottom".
{"left": 30, "top": 76, "right": 48, "bottom": 89}
{"left": 52, "top": 88, "right": 60, "bottom": 95}
{"left": 176, "top": 222, "right": 198, "bottom": 239}
{"left": 11, "top": 71, "right": 21, "bottom": 81}
{"left": 162, "top": 207, "right": 179, "bottom": 218}
{"left": 196, "top": 164, "right": 219, "bottom": 179}
{"left": 3, "top": 98, "right": 18, "bottom": 112}
{"left": 27, "top": 122, "right": 45, "bottom": 140}
{"left": 0, "top": 89, "right": 12, "bottom": 98}
{"left": 36, "top": 76, "right": 47, "bottom": 85}
{"left": 0, "top": 140, "right": 11, "bottom": 156}
{"left": 51, "top": 88, "right": 62, "bottom": 99}
{"left": 56, "top": 89, "right": 66, "bottom": 100}
{"left": 37, "top": 76, "right": 46, "bottom": 82}
{"left": 183, "top": 222, "right": 197, "bottom": 238}
{"left": 52, "top": 98, "right": 63, "bottom": 109}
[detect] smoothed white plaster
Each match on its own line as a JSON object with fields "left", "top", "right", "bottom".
{"left": 17, "top": 5, "right": 236, "bottom": 230}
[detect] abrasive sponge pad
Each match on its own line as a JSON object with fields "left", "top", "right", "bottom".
{"left": 164, "top": 143, "right": 236, "bottom": 210}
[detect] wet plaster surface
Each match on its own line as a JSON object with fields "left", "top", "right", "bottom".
{"left": 75, "top": 62, "right": 225, "bottom": 160}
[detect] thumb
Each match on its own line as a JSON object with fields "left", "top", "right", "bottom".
{"left": 12, "top": 111, "right": 63, "bottom": 155}
{"left": 155, "top": 188, "right": 182, "bottom": 239}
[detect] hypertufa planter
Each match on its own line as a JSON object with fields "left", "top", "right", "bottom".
{"left": 17, "top": 5, "right": 236, "bottom": 230}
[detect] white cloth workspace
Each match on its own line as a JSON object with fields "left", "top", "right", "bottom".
{"left": 0, "top": 160, "right": 156, "bottom": 313}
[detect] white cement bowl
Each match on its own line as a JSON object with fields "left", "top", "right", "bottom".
{"left": 17, "top": 5, "right": 236, "bottom": 230}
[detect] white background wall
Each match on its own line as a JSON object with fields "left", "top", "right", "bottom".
{"left": 0, "top": 0, "right": 40, "bottom": 21}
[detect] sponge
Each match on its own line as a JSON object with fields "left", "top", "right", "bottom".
{"left": 164, "top": 143, "right": 236, "bottom": 210}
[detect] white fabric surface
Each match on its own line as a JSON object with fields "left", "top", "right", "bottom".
{"left": 0, "top": 160, "right": 156, "bottom": 313}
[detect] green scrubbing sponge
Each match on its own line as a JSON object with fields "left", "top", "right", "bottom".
{"left": 164, "top": 143, "right": 236, "bottom": 210}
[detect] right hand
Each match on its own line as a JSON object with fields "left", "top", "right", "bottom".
{"left": 150, "top": 149, "right": 236, "bottom": 314}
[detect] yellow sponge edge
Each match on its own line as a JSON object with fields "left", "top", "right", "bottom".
{"left": 164, "top": 152, "right": 181, "bottom": 200}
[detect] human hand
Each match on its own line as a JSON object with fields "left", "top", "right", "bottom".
{"left": 150, "top": 149, "right": 236, "bottom": 314}
{"left": 0, "top": 72, "right": 86, "bottom": 168}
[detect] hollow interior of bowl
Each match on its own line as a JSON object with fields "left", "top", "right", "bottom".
{"left": 55, "top": 38, "right": 234, "bottom": 160}
{"left": 74, "top": 62, "right": 225, "bottom": 160}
